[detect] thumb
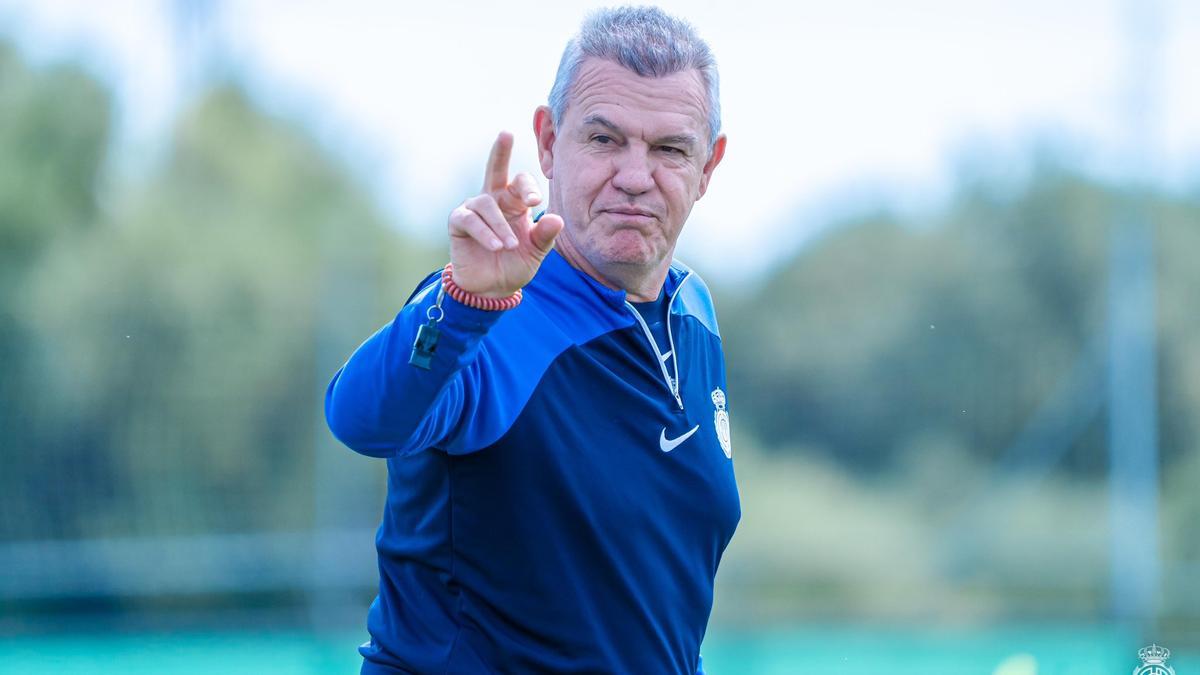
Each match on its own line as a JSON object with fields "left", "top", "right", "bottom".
{"left": 530, "top": 213, "right": 564, "bottom": 254}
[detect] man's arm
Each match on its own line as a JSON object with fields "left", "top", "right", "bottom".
{"left": 324, "top": 132, "right": 562, "bottom": 458}
{"left": 324, "top": 284, "right": 504, "bottom": 457}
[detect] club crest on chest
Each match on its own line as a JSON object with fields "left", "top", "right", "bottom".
{"left": 711, "top": 388, "right": 731, "bottom": 459}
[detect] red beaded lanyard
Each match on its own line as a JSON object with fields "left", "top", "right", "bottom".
{"left": 440, "top": 263, "right": 523, "bottom": 312}
{"left": 409, "top": 263, "right": 523, "bottom": 369}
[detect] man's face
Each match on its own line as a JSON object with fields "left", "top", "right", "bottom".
{"left": 535, "top": 58, "right": 726, "bottom": 276}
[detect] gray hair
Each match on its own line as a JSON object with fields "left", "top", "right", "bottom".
{"left": 548, "top": 6, "right": 722, "bottom": 151}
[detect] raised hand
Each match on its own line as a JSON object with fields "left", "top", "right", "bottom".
{"left": 448, "top": 132, "right": 565, "bottom": 298}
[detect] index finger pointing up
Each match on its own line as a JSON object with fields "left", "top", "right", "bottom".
{"left": 483, "top": 131, "right": 514, "bottom": 193}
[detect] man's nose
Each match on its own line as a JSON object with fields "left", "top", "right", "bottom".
{"left": 610, "top": 148, "right": 655, "bottom": 196}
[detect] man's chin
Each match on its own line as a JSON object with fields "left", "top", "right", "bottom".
{"left": 598, "top": 234, "right": 667, "bottom": 267}
{"left": 599, "top": 247, "right": 663, "bottom": 269}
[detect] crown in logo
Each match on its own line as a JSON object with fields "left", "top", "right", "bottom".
{"left": 711, "top": 388, "right": 726, "bottom": 409}
{"left": 1138, "top": 644, "right": 1170, "bottom": 665}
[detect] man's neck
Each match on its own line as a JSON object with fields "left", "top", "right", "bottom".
{"left": 553, "top": 230, "right": 669, "bottom": 303}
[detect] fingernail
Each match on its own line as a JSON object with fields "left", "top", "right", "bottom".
{"left": 489, "top": 237, "right": 503, "bottom": 250}
{"left": 526, "top": 192, "right": 540, "bottom": 204}
{"left": 505, "top": 236, "right": 518, "bottom": 249}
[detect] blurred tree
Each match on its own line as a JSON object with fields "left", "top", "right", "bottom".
{"left": 723, "top": 164, "right": 1197, "bottom": 480}
{"left": 3, "top": 54, "right": 436, "bottom": 540}
{"left": 0, "top": 44, "right": 109, "bottom": 266}
{"left": 718, "top": 170, "right": 1200, "bottom": 624}
{"left": 0, "top": 43, "right": 112, "bottom": 539}
{"left": 1158, "top": 199, "right": 1200, "bottom": 565}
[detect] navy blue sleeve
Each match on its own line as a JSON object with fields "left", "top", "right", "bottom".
{"left": 324, "top": 275, "right": 506, "bottom": 458}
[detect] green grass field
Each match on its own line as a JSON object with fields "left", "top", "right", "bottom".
{"left": 1, "top": 624, "right": 1193, "bottom": 674}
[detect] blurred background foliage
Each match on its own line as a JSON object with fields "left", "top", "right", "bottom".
{"left": 1, "top": 45, "right": 438, "bottom": 547}
{"left": 719, "top": 172, "right": 1200, "bottom": 625}
{"left": 725, "top": 172, "right": 1199, "bottom": 475}
{"left": 1, "top": 30, "right": 1199, "bottom": 668}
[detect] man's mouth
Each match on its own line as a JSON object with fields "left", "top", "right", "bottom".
{"left": 600, "top": 207, "right": 658, "bottom": 221}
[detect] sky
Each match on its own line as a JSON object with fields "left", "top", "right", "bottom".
{"left": 2, "top": 0, "right": 1198, "bottom": 281}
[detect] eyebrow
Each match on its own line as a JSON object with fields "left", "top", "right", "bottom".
{"left": 581, "top": 114, "right": 699, "bottom": 151}
{"left": 581, "top": 114, "right": 621, "bottom": 134}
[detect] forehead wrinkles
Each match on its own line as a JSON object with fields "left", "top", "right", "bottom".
{"left": 566, "top": 60, "right": 708, "bottom": 136}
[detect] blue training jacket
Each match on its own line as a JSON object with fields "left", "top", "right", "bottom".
{"left": 325, "top": 249, "right": 741, "bottom": 674}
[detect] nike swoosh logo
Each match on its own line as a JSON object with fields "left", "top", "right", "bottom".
{"left": 659, "top": 425, "right": 700, "bottom": 452}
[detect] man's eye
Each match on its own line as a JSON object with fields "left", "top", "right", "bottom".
{"left": 658, "top": 146, "right": 685, "bottom": 155}
{"left": 592, "top": 135, "right": 614, "bottom": 144}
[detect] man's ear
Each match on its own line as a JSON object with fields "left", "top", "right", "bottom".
{"left": 534, "top": 106, "right": 556, "bottom": 180}
{"left": 697, "top": 133, "right": 727, "bottom": 199}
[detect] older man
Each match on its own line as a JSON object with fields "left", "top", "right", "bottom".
{"left": 326, "top": 6, "right": 739, "bottom": 673}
